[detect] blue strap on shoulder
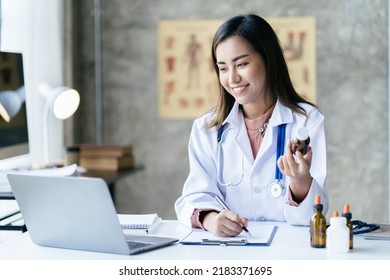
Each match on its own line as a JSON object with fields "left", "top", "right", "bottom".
{"left": 217, "top": 124, "right": 227, "bottom": 143}
{"left": 275, "top": 124, "right": 287, "bottom": 180}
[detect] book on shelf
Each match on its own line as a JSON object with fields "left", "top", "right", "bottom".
{"left": 79, "top": 144, "right": 133, "bottom": 158}
{"left": 117, "top": 213, "right": 161, "bottom": 234}
{"left": 79, "top": 153, "right": 134, "bottom": 171}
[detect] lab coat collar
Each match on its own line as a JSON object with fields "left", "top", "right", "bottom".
{"left": 223, "top": 99, "right": 294, "bottom": 128}
{"left": 268, "top": 99, "right": 294, "bottom": 127}
{"left": 223, "top": 101, "right": 242, "bottom": 128}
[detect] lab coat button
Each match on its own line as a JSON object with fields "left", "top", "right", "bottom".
{"left": 254, "top": 187, "right": 261, "bottom": 193}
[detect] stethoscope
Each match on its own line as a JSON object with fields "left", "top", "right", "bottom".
{"left": 352, "top": 220, "right": 380, "bottom": 235}
{"left": 216, "top": 123, "right": 287, "bottom": 198}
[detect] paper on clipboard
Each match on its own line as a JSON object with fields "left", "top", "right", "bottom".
{"left": 180, "top": 223, "right": 278, "bottom": 246}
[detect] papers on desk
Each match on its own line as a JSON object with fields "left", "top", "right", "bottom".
{"left": 363, "top": 224, "right": 390, "bottom": 240}
{"left": 180, "top": 223, "right": 278, "bottom": 246}
{"left": 0, "top": 164, "right": 78, "bottom": 193}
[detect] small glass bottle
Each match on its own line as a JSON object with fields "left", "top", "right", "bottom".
{"left": 341, "top": 203, "right": 353, "bottom": 249}
{"left": 292, "top": 126, "right": 310, "bottom": 155}
{"left": 310, "top": 195, "right": 326, "bottom": 248}
{"left": 326, "top": 211, "right": 349, "bottom": 253}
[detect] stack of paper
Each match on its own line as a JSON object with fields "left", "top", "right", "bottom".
{"left": 117, "top": 213, "right": 161, "bottom": 234}
{"left": 363, "top": 224, "right": 390, "bottom": 240}
{"left": 0, "top": 164, "right": 78, "bottom": 193}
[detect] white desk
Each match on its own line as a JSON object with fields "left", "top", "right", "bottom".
{"left": 0, "top": 221, "right": 389, "bottom": 260}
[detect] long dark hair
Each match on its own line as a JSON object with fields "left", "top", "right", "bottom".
{"left": 208, "top": 14, "right": 314, "bottom": 129}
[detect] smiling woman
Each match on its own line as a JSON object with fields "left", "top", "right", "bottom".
{"left": 175, "top": 14, "right": 328, "bottom": 238}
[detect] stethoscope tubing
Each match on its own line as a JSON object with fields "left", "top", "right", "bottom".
{"left": 216, "top": 123, "right": 286, "bottom": 190}
{"left": 275, "top": 124, "right": 286, "bottom": 180}
{"left": 216, "top": 124, "right": 244, "bottom": 187}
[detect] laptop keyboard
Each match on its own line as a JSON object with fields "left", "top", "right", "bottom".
{"left": 127, "top": 241, "right": 153, "bottom": 250}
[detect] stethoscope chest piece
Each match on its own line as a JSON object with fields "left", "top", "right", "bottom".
{"left": 268, "top": 180, "right": 285, "bottom": 198}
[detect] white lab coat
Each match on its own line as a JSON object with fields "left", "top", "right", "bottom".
{"left": 175, "top": 100, "right": 328, "bottom": 228}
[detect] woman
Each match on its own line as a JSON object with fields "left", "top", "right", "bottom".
{"left": 175, "top": 14, "right": 328, "bottom": 237}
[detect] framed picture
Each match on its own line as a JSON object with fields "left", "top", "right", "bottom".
{"left": 158, "top": 17, "right": 316, "bottom": 119}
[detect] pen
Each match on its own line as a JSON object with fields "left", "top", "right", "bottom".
{"left": 214, "top": 195, "right": 252, "bottom": 236}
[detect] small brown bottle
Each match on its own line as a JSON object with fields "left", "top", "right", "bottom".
{"left": 310, "top": 195, "right": 327, "bottom": 248}
{"left": 292, "top": 127, "right": 310, "bottom": 155}
{"left": 341, "top": 203, "right": 353, "bottom": 249}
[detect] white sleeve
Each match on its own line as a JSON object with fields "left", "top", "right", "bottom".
{"left": 174, "top": 118, "right": 223, "bottom": 228}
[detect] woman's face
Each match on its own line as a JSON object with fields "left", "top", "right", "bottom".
{"left": 215, "top": 35, "right": 270, "bottom": 118}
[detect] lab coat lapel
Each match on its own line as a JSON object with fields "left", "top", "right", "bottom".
{"left": 235, "top": 119, "right": 254, "bottom": 164}
{"left": 224, "top": 103, "right": 255, "bottom": 164}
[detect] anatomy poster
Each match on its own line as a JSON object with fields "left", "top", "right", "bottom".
{"left": 158, "top": 17, "right": 316, "bottom": 119}
{"left": 268, "top": 17, "right": 316, "bottom": 106}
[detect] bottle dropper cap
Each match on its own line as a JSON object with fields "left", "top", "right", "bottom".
{"left": 313, "top": 195, "right": 323, "bottom": 211}
{"left": 330, "top": 211, "right": 346, "bottom": 225}
{"left": 295, "top": 127, "right": 309, "bottom": 141}
{"left": 341, "top": 203, "right": 352, "bottom": 220}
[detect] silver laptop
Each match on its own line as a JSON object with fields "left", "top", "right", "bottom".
{"left": 7, "top": 174, "right": 178, "bottom": 255}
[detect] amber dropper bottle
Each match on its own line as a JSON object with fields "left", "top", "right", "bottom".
{"left": 341, "top": 203, "right": 353, "bottom": 249}
{"left": 310, "top": 195, "right": 327, "bottom": 248}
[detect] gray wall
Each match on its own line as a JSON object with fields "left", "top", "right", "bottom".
{"left": 70, "top": 0, "right": 389, "bottom": 223}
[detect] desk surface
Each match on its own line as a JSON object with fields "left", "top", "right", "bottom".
{"left": 1, "top": 221, "right": 389, "bottom": 260}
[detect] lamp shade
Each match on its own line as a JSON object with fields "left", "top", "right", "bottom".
{"left": 0, "top": 90, "right": 23, "bottom": 122}
{"left": 39, "top": 82, "right": 80, "bottom": 163}
{"left": 39, "top": 82, "right": 80, "bottom": 120}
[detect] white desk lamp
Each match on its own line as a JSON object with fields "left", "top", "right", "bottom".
{"left": 39, "top": 82, "right": 80, "bottom": 163}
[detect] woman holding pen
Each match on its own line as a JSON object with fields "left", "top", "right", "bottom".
{"left": 175, "top": 14, "right": 328, "bottom": 237}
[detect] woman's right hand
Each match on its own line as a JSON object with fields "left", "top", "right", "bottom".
{"left": 202, "top": 209, "right": 248, "bottom": 237}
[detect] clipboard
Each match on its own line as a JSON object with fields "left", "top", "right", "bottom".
{"left": 180, "top": 224, "right": 278, "bottom": 246}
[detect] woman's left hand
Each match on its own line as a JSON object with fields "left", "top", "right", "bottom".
{"left": 277, "top": 140, "right": 312, "bottom": 203}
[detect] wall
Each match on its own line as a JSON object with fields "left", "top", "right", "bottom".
{"left": 70, "top": 0, "right": 389, "bottom": 222}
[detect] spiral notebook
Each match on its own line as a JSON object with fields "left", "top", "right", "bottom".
{"left": 117, "top": 213, "right": 161, "bottom": 234}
